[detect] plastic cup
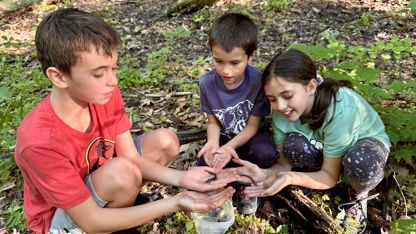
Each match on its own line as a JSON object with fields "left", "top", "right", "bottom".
{"left": 191, "top": 199, "right": 235, "bottom": 234}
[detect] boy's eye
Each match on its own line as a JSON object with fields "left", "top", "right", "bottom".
{"left": 283, "top": 95, "right": 293, "bottom": 100}
{"left": 94, "top": 74, "right": 104, "bottom": 78}
{"left": 231, "top": 61, "right": 240, "bottom": 65}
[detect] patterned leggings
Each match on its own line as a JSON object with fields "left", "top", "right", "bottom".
{"left": 283, "top": 132, "right": 389, "bottom": 196}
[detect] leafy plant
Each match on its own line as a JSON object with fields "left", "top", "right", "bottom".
{"left": 163, "top": 25, "right": 191, "bottom": 39}
{"left": 0, "top": 36, "right": 21, "bottom": 50}
{"left": 289, "top": 35, "right": 416, "bottom": 164}
{"left": 4, "top": 202, "right": 27, "bottom": 229}
{"left": 390, "top": 218, "right": 416, "bottom": 233}
{"left": 0, "top": 0, "right": 41, "bottom": 13}
{"left": 260, "top": 0, "right": 293, "bottom": 11}
{"left": 145, "top": 46, "right": 173, "bottom": 85}
{"left": 0, "top": 55, "right": 48, "bottom": 186}
{"left": 164, "top": 212, "right": 196, "bottom": 233}
{"left": 234, "top": 213, "right": 288, "bottom": 233}
{"left": 117, "top": 56, "right": 145, "bottom": 89}
{"left": 399, "top": 0, "right": 416, "bottom": 15}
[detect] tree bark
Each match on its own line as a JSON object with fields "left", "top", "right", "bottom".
{"left": 167, "top": 0, "right": 219, "bottom": 16}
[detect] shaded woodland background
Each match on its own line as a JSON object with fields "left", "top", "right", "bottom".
{"left": 0, "top": 0, "right": 415, "bottom": 233}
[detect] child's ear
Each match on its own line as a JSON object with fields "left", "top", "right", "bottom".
{"left": 307, "top": 78, "right": 318, "bottom": 95}
{"left": 46, "top": 67, "right": 69, "bottom": 89}
{"left": 248, "top": 50, "right": 256, "bottom": 64}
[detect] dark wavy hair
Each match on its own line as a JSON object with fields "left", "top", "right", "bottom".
{"left": 208, "top": 13, "right": 258, "bottom": 57}
{"left": 35, "top": 8, "right": 121, "bottom": 75}
{"left": 262, "top": 49, "right": 353, "bottom": 130}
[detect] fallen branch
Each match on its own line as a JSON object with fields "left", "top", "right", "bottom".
{"left": 176, "top": 128, "right": 206, "bottom": 145}
{"left": 269, "top": 188, "right": 344, "bottom": 234}
{"left": 166, "top": 0, "right": 219, "bottom": 16}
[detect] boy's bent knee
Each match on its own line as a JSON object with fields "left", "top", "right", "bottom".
{"left": 91, "top": 157, "right": 142, "bottom": 206}
{"left": 155, "top": 128, "right": 180, "bottom": 160}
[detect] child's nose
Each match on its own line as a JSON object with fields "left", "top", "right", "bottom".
{"left": 107, "top": 71, "right": 118, "bottom": 86}
{"left": 222, "top": 64, "right": 232, "bottom": 75}
{"left": 277, "top": 99, "right": 287, "bottom": 112}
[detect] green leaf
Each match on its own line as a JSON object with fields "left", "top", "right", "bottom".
{"left": 0, "top": 87, "right": 11, "bottom": 101}
{"left": 354, "top": 68, "right": 381, "bottom": 82}
{"left": 289, "top": 43, "right": 338, "bottom": 60}
{"left": 393, "top": 146, "right": 416, "bottom": 163}
{"left": 390, "top": 218, "right": 416, "bottom": 233}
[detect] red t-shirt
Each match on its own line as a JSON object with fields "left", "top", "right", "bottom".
{"left": 14, "top": 87, "right": 131, "bottom": 233}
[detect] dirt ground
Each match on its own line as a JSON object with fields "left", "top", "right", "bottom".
{"left": 0, "top": 0, "right": 415, "bottom": 233}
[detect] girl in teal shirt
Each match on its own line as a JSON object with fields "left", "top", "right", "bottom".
{"left": 234, "top": 49, "right": 390, "bottom": 233}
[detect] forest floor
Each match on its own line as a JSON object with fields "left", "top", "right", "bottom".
{"left": 0, "top": 0, "right": 415, "bottom": 233}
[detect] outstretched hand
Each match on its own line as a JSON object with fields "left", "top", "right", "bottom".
{"left": 232, "top": 158, "right": 268, "bottom": 184}
{"left": 211, "top": 145, "right": 238, "bottom": 169}
{"left": 180, "top": 166, "right": 239, "bottom": 192}
{"left": 197, "top": 142, "right": 219, "bottom": 167}
{"left": 243, "top": 172, "right": 291, "bottom": 197}
{"left": 177, "top": 186, "right": 235, "bottom": 212}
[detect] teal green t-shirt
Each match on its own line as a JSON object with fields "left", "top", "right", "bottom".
{"left": 271, "top": 87, "right": 390, "bottom": 158}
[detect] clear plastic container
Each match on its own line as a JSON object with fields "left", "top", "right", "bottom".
{"left": 191, "top": 199, "right": 235, "bottom": 234}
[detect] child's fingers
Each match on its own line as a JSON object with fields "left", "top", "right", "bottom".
{"left": 208, "top": 187, "right": 234, "bottom": 205}
{"left": 232, "top": 158, "right": 252, "bottom": 167}
{"left": 230, "top": 151, "right": 239, "bottom": 159}
{"left": 197, "top": 147, "right": 206, "bottom": 158}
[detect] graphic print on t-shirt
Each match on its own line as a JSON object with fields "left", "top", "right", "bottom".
{"left": 213, "top": 100, "right": 253, "bottom": 135}
{"left": 85, "top": 137, "right": 115, "bottom": 174}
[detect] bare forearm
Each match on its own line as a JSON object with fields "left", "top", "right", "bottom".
{"left": 134, "top": 157, "right": 183, "bottom": 186}
{"left": 80, "top": 196, "right": 180, "bottom": 233}
{"left": 226, "top": 124, "right": 257, "bottom": 149}
{"left": 288, "top": 170, "right": 337, "bottom": 190}
{"left": 206, "top": 121, "right": 220, "bottom": 144}
{"left": 226, "top": 116, "right": 262, "bottom": 149}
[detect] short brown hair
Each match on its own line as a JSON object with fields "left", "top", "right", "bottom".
{"left": 208, "top": 13, "right": 258, "bottom": 56}
{"left": 35, "top": 8, "right": 121, "bottom": 75}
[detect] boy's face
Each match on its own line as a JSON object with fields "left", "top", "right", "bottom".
{"left": 211, "top": 45, "right": 253, "bottom": 90}
{"left": 64, "top": 48, "right": 118, "bottom": 105}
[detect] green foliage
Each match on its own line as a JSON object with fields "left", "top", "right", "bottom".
{"left": 289, "top": 35, "right": 416, "bottom": 163}
{"left": 164, "top": 212, "right": 196, "bottom": 233}
{"left": 0, "top": 157, "right": 16, "bottom": 184}
{"left": 260, "top": 0, "right": 293, "bottom": 11}
{"left": 117, "top": 56, "right": 145, "bottom": 88}
{"left": 4, "top": 202, "right": 27, "bottom": 229}
{"left": 225, "top": 3, "right": 251, "bottom": 15}
{"left": 354, "top": 12, "right": 373, "bottom": 27}
{"left": 0, "top": 55, "right": 48, "bottom": 185}
{"left": 234, "top": 213, "right": 288, "bottom": 233}
{"left": 190, "top": 56, "right": 209, "bottom": 79}
{"left": 399, "top": 0, "right": 416, "bottom": 15}
{"left": 191, "top": 7, "right": 217, "bottom": 23}
{"left": 163, "top": 26, "right": 191, "bottom": 39}
{"left": 1, "top": 35, "right": 21, "bottom": 50}
{"left": 390, "top": 218, "right": 416, "bottom": 233}
{"left": 117, "top": 47, "right": 174, "bottom": 89}
{"left": 0, "top": 0, "right": 41, "bottom": 13}
{"left": 145, "top": 46, "right": 173, "bottom": 85}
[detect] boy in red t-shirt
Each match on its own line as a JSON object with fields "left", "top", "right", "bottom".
{"left": 15, "top": 8, "right": 237, "bottom": 234}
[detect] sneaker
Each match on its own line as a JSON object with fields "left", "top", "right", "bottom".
{"left": 338, "top": 193, "right": 379, "bottom": 234}
{"left": 236, "top": 185, "right": 258, "bottom": 215}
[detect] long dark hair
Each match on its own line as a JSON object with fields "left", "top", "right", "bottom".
{"left": 262, "top": 49, "right": 353, "bottom": 130}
